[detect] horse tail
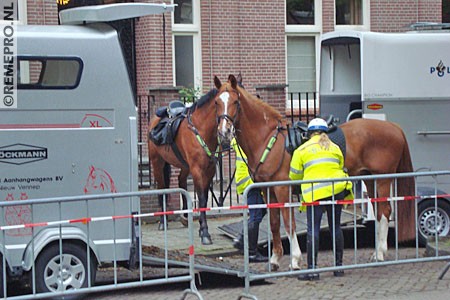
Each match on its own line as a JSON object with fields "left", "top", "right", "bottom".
{"left": 396, "top": 128, "right": 416, "bottom": 242}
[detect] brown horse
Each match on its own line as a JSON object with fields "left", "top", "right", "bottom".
{"left": 148, "top": 89, "right": 227, "bottom": 245}
{"left": 213, "top": 74, "right": 416, "bottom": 269}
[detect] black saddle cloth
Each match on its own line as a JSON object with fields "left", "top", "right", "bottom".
{"left": 149, "top": 114, "right": 185, "bottom": 146}
{"left": 285, "top": 121, "right": 346, "bottom": 160}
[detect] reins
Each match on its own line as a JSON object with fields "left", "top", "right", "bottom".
{"left": 236, "top": 120, "right": 287, "bottom": 181}
{"left": 187, "top": 104, "right": 221, "bottom": 161}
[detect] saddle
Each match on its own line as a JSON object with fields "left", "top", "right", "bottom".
{"left": 150, "top": 100, "right": 187, "bottom": 146}
{"left": 285, "top": 115, "right": 346, "bottom": 161}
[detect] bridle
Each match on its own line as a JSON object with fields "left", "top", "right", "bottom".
{"left": 215, "top": 87, "right": 241, "bottom": 141}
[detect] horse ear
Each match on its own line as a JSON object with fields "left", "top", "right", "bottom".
{"left": 214, "top": 76, "right": 222, "bottom": 90}
{"left": 228, "top": 74, "right": 237, "bottom": 89}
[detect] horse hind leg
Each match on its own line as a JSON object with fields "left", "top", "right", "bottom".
{"left": 157, "top": 162, "right": 171, "bottom": 231}
{"left": 367, "top": 179, "right": 392, "bottom": 262}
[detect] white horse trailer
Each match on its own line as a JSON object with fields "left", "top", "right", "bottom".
{"left": 319, "top": 28, "right": 450, "bottom": 245}
{"left": 0, "top": 3, "right": 174, "bottom": 297}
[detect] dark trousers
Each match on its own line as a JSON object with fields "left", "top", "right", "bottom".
{"left": 306, "top": 192, "right": 344, "bottom": 269}
{"left": 247, "top": 188, "right": 266, "bottom": 224}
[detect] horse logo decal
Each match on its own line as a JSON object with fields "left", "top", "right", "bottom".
{"left": 83, "top": 165, "right": 117, "bottom": 194}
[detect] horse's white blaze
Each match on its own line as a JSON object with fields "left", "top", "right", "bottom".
{"left": 372, "top": 214, "right": 389, "bottom": 261}
{"left": 288, "top": 233, "right": 302, "bottom": 270}
{"left": 219, "top": 92, "right": 230, "bottom": 134}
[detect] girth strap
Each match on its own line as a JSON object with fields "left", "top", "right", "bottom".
{"left": 170, "top": 141, "right": 189, "bottom": 169}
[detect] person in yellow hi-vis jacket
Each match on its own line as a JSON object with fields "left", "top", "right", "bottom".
{"left": 289, "top": 118, "right": 353, "bottom": 281}
{"left": 231, "top": 138, "right": 268, "bottom": 263}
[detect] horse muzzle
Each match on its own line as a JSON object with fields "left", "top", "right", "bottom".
{"left": 217, "top": 116, "right": 235, "bottom": 144}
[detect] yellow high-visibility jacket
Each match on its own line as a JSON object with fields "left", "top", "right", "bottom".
{"left": 289, "top": 134, "right": 353, "bottom": 204}
{"left": 231, "top": 138, "right": 253, "bottom": 195}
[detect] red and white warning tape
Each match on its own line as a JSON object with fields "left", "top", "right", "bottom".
{"left": 1, "top": 193, "right": 449, "bottom": 232}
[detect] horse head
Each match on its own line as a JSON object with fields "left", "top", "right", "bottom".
{"left": 213, "top": 74, "right": 241, "bottom": 144}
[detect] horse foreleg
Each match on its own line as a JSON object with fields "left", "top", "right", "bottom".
{"left": 197, "top": 187, "right": 212, "bottom": 245}
{"left": 269, "top": 208, "right": 283, "bottom": 271}
{"left": 280, "top": 207, "right": 302, "bottom": 270}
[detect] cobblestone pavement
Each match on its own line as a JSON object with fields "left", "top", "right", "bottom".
{"left": 81, "top": 215, "right": 450, "bottom": 300}
{"left": 6, "top": 213, "right": 450, "bottom": 299}
{"left": 85, "top": 255, "right": 450, "bottom": 300}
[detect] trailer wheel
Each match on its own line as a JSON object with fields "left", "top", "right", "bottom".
{"left": 418, "top": 200, "right": 450, "bottom": 246}
{"left": 35, "top": 243, "right": 96, "bottom": 299}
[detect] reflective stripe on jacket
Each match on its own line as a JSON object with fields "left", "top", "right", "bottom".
{"left": 289, "top": 134, "right": 353, "bottom": 203}
{"left": 232, "top": 139, "right": 253, "bottom": 195}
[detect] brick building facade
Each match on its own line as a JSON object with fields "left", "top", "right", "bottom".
{"left": 25, "top": 0, "right": 443, "bottom": 213}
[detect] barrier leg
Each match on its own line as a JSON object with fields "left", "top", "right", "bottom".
{"left": 438, "top": 261, "right": 450, "bottom": 280}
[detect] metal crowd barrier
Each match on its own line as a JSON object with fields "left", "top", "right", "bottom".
{"left": 0, "top": 189, "right": 202, "bottom": 300}
{"left": 236, "top": 170, "right": 450, "bottom": 300}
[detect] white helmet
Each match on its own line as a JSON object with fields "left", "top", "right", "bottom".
{"left": 307, "top": 118, "right": 328, "bottom": 132}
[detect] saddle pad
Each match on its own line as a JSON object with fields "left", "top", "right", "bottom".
{"left": 149, "top": 115, "right": 184, "bottom": 146}
{"left": 328, "top": 127, "right": 346, "bottom": 161}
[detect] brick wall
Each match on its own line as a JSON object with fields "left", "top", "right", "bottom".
{"left": 200, "top": 0, "right": 286, "bottom": 96}
{"left": 322, "top": 0, "right": 336, "bottom": 33}
{"left": 371, "top": 0, "right": 442, "bottom": 32}
{"left": 27, "top": 0, "right": 58, "bottom": 25}
{"left": 135, "top": 5, "right": 174, "bottom": 96}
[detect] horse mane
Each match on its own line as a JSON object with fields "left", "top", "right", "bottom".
{"left": 236, "top": 85, "right": 282, "bottom": 120}
{"left": 190, "top": 88, "right": 218, "bottom": 111}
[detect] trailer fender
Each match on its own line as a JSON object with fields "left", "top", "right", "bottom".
{"left": 22, "top": 226, "right": 100, "bottom": 272}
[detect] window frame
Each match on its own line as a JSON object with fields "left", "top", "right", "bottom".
{"left": 285, "top": 0, "right": 322, "bottom": 34}
{"left": 17, "top": 56, "right": 84, "bottom": 90}
{"left": 335, "top": 0, "right": 370, "bottom": 31}
{"left": 172, "top": 0, "right": 202, "bottom": 90}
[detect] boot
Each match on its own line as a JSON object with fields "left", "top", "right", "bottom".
{"left": 298, "top": 236, "right": 320, "bottom": 281}
{"left": 333, "top": 228, "right": 345, "bottom": 277}
{"left": 158, "top": 215, "right": 166, "bottom": 231}
{"left": 248, "top": 222, "right": 268, "bottom": 263}
{"left": 233, "top": 233, "right": 244, "bottom": 251}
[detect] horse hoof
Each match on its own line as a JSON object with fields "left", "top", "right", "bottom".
{"left": 201, "top": 236, "right": 213, "bottom": 245}
{"left": 268, "top": 263, "right": 279, "bottom": 272}
{"left": 369, "top": 253, "right": 385, "bottom": 262}
{"left": 179, "top": 215, "right": 188, "bottom": 227}
{"left": 158, "top": 222, "right": 165, "bottom": 231}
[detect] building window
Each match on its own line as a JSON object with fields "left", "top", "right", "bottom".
{"left": 287, "top": 36, "right": 317, "bottom": 104}
{"left": 444, "top": 1, "right": 450, "bottom": 23}
{"left": 336, "top": 0, "right": 362, "bottom": 25}
{"left": 174, "top": 0, "right": 193, "bottom": 24}
{"left": 172, "top": 0, "right": 201, "bottom": 90}
{"left": 286, "top": 0, "right": 315, "bottom": 25}
{"left": 174, "top": 36, "right": 194, "bottom": 88}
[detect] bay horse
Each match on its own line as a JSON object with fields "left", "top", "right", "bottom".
{"left": 148, "top": 89, "right": 225, "bottom": 245}
{"left": 213, "top": 74, "right": 416, "bottom": 269}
